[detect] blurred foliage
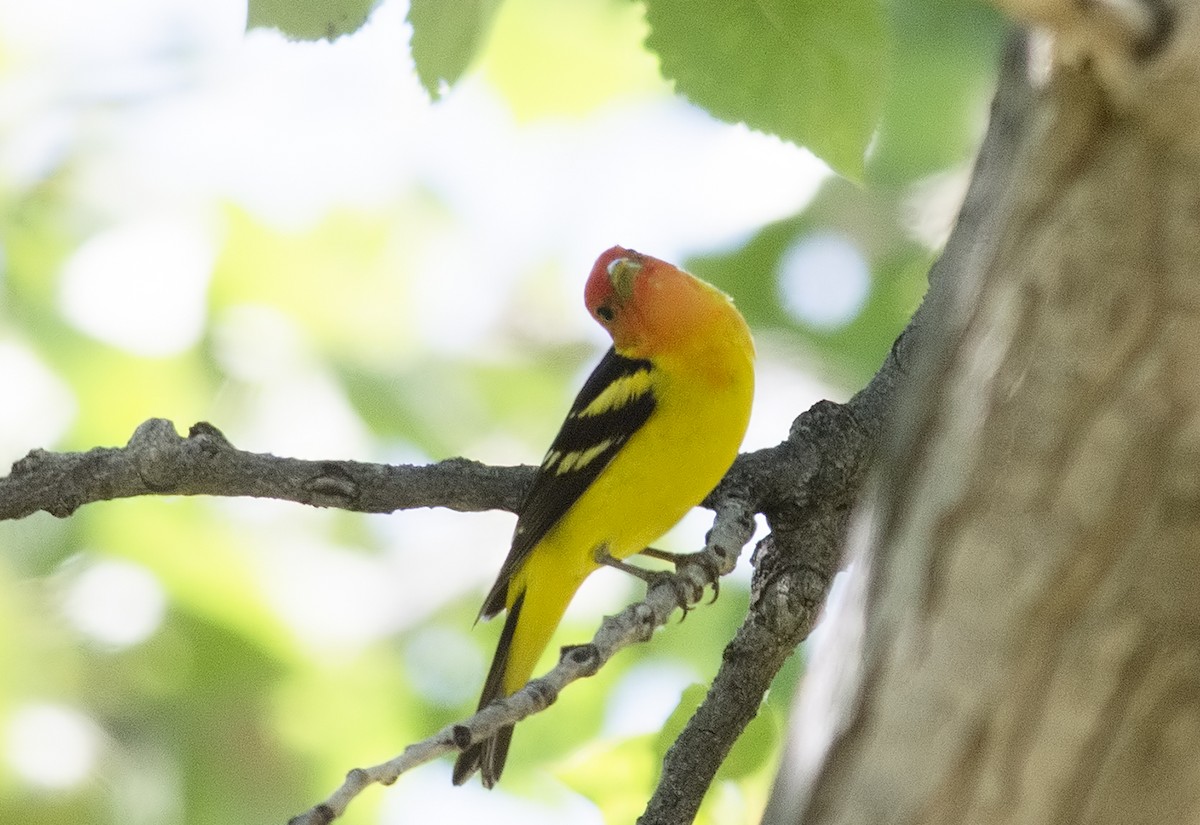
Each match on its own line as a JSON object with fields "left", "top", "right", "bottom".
{"left": 692, "top": 178, "right": 936, "bottom": 389}
{"left": 868, "top": 0, "right": 1005, "bottom": 183}
{"left": 480, "top": 0, "right": 667, "bottom": 118}
{"left": 1, "top": 0, "right": 1002, "bottom": 824}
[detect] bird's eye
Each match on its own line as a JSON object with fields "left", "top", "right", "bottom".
{"left": 596, "top": 305, "right": 615, "bottom": 322}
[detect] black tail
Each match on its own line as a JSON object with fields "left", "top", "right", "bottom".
{"left": 452, "top": 591, "right": 525, "bottom": 788}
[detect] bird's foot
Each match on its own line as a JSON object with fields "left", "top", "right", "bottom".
{"left": 638, "top": 546, "right": 722, "bottom": 603}
{"left": 594, "top": 547, "right": 702, "bottom": 616}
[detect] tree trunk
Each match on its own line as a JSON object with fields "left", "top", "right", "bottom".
{"left": 766, "top": 6, "right": 1200, "bottom": 825}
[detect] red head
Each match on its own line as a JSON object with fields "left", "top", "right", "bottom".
{"left": 584, "top": 246, "right": 749, "bottom": 361}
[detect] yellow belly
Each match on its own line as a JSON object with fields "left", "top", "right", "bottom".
{"left": 500, "top": 340, "right": 753, "bottom": 695}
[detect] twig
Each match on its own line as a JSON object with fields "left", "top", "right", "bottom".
{"left": 287, "top": 500, "right": 758, "bottom": 825}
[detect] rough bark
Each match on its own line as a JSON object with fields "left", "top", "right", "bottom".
{"left": 767, "top": 3, "right": 1200, "bottom": 824}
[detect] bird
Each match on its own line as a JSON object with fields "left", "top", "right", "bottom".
{"left": 452, "top": 245, "right": 755, "bottom": 787}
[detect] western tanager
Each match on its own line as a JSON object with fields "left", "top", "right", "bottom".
{"left": 452, "top": 246, "right": 755, "bottom": 787}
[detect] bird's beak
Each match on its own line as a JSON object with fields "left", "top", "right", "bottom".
{"left": 606, "top": 255, "right": 643, "bottom": 303}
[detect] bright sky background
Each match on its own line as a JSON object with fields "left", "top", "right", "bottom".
{"left": 0, "top": 0, "right": 891, "bottom": 821}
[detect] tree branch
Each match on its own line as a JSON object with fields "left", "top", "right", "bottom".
{"left": 640, "top": 400, "right": 872, "bottom": 825}
{"left": 0, "top": 418, "right": 532, "bottom": 520}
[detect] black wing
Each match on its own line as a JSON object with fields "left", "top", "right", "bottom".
{"left": 479, "top": 347, "right": 656, "bottom": 617}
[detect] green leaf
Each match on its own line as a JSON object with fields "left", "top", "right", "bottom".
{"left": 644, "top": 0, "right": 888, "bottom": 180}
{"left": 247, "top": 0, "right": 379, "bottom": 41}
{"left": 408, "top": 0, "right": 504, "bottom": 100}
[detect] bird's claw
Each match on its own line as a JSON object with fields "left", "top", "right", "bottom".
{"left": 638, "top": 547, "right": 722, "bottom": 604}
{"left": 646, "top": 569, "right": 702, "bottom": 619}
